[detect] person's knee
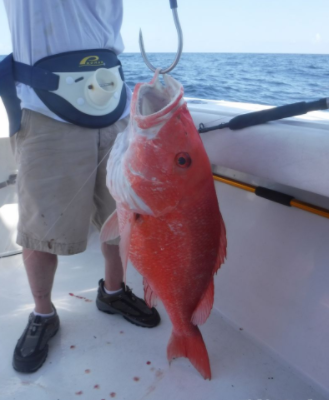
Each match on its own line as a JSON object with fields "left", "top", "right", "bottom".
{"left": 23, "top": 248, "right": 58, "bottom": 268}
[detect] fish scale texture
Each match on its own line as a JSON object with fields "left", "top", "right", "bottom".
{"left": 129, "top": 182, "right": 222, "bottom": 329}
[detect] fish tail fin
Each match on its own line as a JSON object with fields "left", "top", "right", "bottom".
{"left": 167, "top": 327, "right": 211, "bottom": 380}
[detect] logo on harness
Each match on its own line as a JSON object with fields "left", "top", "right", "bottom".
{"left": 79, "top": 56, "right": 105, "bottom": 67}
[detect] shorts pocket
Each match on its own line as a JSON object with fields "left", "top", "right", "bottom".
{"left": 15, "top": 109, "right": 31, "bottom": 160}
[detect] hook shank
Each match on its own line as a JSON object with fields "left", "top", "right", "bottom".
{"left": 139, "top": 7, "right": 183, "bottom": 74}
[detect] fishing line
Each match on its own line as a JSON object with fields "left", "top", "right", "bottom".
{"left": 197, "top": 116, "right": 227, "bottom": 131}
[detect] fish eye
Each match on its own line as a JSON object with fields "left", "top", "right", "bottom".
{"left": 175, "top": 152, "right": 192, "bottom": 168}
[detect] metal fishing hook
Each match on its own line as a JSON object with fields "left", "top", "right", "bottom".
{"left": 139, "top": 0, "right": 183, "bottom": 74}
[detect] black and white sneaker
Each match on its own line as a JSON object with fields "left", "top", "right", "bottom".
{"left": 12, "top": 307, "right": 60, "bottom": 373}
{"left": 96, "top": 279, "right": 160, "bottom": 328}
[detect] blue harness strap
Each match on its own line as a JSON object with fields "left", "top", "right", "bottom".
{"left": 0, "top": 54, "right": 59, "bottom": 136}
{"left": 0, "top": 49, "right": 127, "bottom": 136}
{"left": 13, "top": 60, "right": 59, "bottom": 91}
{"left": 0, "top": 54, "right": 22, "bottom": 136}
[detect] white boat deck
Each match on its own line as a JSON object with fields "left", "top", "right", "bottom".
{"left": 1, "top": 99, "right": 329, "bottom": 399}
{"left": 0, "top": 233, "right": 327, "bottom": 400}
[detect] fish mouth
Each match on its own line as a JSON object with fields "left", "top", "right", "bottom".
{"left": 107, "top": 71, "right": 186, "bottom": 216}
{"left": 138, "top": 81, "right": 173, "bottom": 117}
{"left": 134, "top": 70, "right": 185, "bottom": 130}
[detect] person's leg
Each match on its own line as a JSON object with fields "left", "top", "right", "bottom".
{"left": 92, "top": 118, "right": 129, "bottom": 292}
{"left": 12, "top": 110, "right": 100, "bottom": 372}
{"left": 13, "top": 248, "right": 60, "bottom": 373}
{"left": 102, "top": 243, "right": 123, "bottom": 291}
{"left": 97, "top": 239, "right": 161, "bottom": 327}
{"left": 23, "top": 249, "right": 57, "bottom": 314}
{"left": 94, "top": 118, "right": 160, "bottom": 328}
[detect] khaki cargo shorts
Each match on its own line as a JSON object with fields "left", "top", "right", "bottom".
{"left": 11, "top": 109, "right": 129, "bottom": 255}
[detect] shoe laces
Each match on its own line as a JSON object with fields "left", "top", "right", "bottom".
{"left": 30, "top": 316, "right": 43, "bottom": 336}
{"left": 124, "top": 285, "right": 136, "bottom": 302}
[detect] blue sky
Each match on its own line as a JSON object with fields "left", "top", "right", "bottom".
{"left": 1, "top": 0, "right": 328, "bottom": 54}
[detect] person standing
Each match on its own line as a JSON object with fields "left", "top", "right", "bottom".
{"left": 1, "top": 0, "right": 160, "bottom": 374}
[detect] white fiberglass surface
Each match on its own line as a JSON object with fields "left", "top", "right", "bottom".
{"left": 0, "top": 100, "right": 9, "bottom": 139}
{"left": 0, "top": 99, "right": 328, "bottom": 399}
{"left": 0, "top": 185, "right": 21, "bottom": 257}
{"left": 0, "top": 228, "right": 327, "bottom": 400}
{"left": 213, "top": 181, "right": 329, "bottom": 398}
{"left": 190, "top": 103, "right": 329, "bottom": 199}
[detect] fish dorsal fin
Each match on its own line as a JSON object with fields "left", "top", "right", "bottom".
{"left": 143, "top": 277, "right": 158, "bottom": 307}
{"left": 191, "top": 279, "right": 214, "bottom": 326}
{"left": 100, "top": 210, "right": 120, "bottom": 243}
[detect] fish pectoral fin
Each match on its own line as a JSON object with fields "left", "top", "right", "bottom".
{"left": 100, "top": 210, "right": 120, "bottom": 243}
{"left": 191, "top": 279, "right": 214, "bottom": 326}
{"left": 143, "top": 277, "right": 158, "bottom": 308}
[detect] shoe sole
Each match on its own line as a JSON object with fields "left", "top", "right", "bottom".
{"left": 12, "top": 327, "right": 59, "bottom": 373}
{"left": 96, "top": 299, "right": 160, "bottom": 328}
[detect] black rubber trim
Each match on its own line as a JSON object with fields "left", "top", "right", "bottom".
{"left": 170, "top": 0, "right": 178, "bottom": 9}
{"left": 255, "top": 187, "right": 294, "bottom": 206}
{"left": 0, "top": 174, "right": 17, "bottom": 190}
{"left": 198, "top": 98, "right": 329, "bottom": 133}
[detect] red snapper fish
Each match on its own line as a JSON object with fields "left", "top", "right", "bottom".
{"left": 101, "top": 70, "right": 227, "bottom": 379}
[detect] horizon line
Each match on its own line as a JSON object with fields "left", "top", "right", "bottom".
{"left": 1, "top": 51, "right": 329, "bottom": 56}
{"left": 120, "top": 51, "right": 329, "bottom": 55}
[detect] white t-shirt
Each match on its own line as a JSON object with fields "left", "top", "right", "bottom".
{"left": 3, "top": 0, "right": 131, "bottom": 122}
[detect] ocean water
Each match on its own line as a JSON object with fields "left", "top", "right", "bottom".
{"left": 120, "top": 53, "right": 329, "bottom": 107}
{"left": 1, "top": 53, "right": 328, "bottom": 107}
